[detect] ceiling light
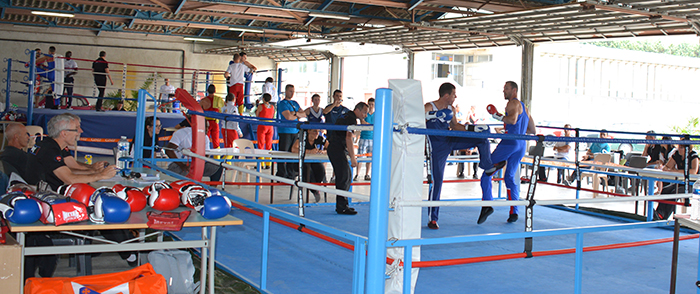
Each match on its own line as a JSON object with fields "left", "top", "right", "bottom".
{"left": 183, "top": 37, "right": 214, "bottom": 42}
{"left": 308, "top": 12, "right": 351, "bottom": 20}
{"left": 31, "top": 11, "right": 74, "bottom": 18}
{"left": 228, "top": 27, "right": 264, "bottom": 33}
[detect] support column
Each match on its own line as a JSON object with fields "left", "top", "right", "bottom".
{"left": 407, "top": 51, "right": 415, "bottom": 79}
{"left": 329, "top": 55, "right": 342, "bottom": 103}
{"left": 521, "top": 39, "right": 534, "bottom": 109}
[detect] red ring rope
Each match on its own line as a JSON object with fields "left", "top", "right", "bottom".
{"left": 228, "top": 202, "right": 698, "bottom": 268}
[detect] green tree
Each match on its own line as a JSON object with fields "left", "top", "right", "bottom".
{"left": 588, "top": 40, "right": 700, "bottom": 58}
{"left": 670, "top": 117, "right": 700, "bottom": 150}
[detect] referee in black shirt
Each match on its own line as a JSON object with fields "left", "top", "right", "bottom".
{"left": 92, "top": 51, "right": 113, "bottom": 111}
{"left": 328, "top": 102, "right": 369, "bottom": 215}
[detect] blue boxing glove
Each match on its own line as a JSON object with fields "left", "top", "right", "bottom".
{"left": 0, "top": 192, "right": 41, "bottom": 224}
{"left": 90, "top": 193, "right": 131, "bottom": 224}
{"left": 426, "top": 108, "right": 454, "bottom": 123}
{"left": 199, "top": 196, "right": 232, "bottom": 219}
{"left": 466, "top": 124, "right": 490, "bottom": 133}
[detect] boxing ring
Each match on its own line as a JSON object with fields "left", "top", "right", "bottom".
{"left": 121, "top": 78, "right": 700, "bottom": 293}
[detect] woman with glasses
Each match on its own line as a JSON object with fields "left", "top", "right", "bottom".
{"left": 131, "top": 116, "right": 162, "bottom": 159}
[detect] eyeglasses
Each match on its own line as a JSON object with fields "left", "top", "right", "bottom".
{"left": 155, "top": 124, "right": 162, "bottom": 128}
{"left": 63, "top": 129, "right": 80, "bottom": 132}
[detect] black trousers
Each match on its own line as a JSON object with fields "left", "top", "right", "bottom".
{"left": 304, "top": 163, "right": 326, "bottom": 185}
{"left": 23, "top": 233, "right": 57, "bottom": 280}
{"left": 64, "top": 76, "right": 74, "bottom": 107}
{"left": 94, "top": 76, "right": 106, "bottom": 110}
{"left": 656, "top": 183, "right": 681, "bottom": 220}
{"left": 328, "top": 144, "right": 351, "bottom": 210}
{"left": 100, "top": 229, "right": 135, "bottom": 260}
{"left": 277, "top": 132, "right": 297, "bottom": 178}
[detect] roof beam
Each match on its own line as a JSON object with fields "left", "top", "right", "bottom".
{"left": 263, "top": 0, "right": 305, "bottom": 22}
{"left": 424, "top": 0, "right": 522, "bottom": 12}
{"left": 148, "top": 0, "right": 172, "bottom": 12}
{"left": 174, "top": 0, "right": 187, "bottom": 14}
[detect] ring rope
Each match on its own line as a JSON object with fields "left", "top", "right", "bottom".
{"left": 181, "top": 149, "right": 369, "bottom": 201}
{"left": 398, "top": 193, "right": 691, "bottom": 208}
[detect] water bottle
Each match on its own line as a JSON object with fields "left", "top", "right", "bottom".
{"left": 117, "top": 136, "right": 129, "bottom": 169}
{"left": 691, "top": 181, "right": 700, "bottom": 220}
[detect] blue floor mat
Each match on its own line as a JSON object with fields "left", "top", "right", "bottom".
{"left": 173, "top": 203, "right": 700, "bottom": 294}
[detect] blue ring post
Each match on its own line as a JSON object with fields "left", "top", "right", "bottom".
{"left": 27, "top": 52, "right": 36, "bottom": 125}
{"left": 365, "top": 88, "right": 392, "bottom": 294}
{"left": 133, "top": 89, "right": 147, "bottom": 168}
{"left": 277, "top": 68, "right": 283, "bottom": 101}
{"left": 244, "top": 72, "right": 252, "bottom": 108}
{"left": 4, "top": 59, "right": 11, "bottom": 114}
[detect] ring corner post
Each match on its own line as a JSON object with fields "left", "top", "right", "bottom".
{"left": 27, "top": 51, "right": 36, "bottom": 125}
{"left": 366, "top": 87, "right": 392, "bottom": 294}
{"left": 134, "top": 89, "right": 147, "bottom": 168}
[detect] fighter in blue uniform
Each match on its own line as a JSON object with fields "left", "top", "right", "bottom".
{"left": 478, "top": 81, "right": 536, "bottom": 224}
{"left": 425, "top": 83, "right": 505, "bottom": 229}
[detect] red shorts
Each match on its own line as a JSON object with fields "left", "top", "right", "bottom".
{"left": 228, "top": 83, "right": 244, "bottom": 106}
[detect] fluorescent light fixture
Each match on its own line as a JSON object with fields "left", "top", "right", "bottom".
{"left": 308, "top": 12, "right": 350, "bottom": 20}
{"left": 31, "top": 11, "right": 74, "bottom": 18}
{"left": 228, "top": 27, "right": 264, "bottom": 33}
{"left": 183, "top": 37, "right": 214, "bottom": 42}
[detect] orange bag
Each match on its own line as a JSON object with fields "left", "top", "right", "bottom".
{"left": 25, "top": 263, "right": 167, "bottom": 294}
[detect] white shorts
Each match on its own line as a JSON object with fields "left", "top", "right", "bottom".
{"left": 358, "top": 138, "right": 373, "bottom": 155}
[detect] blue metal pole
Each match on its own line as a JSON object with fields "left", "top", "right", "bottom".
{"left": 244, "top": 72, "right": 252, "bottom": 108}
{"left": 277, "top": 68, "right": 283, "bottom": 102}
{"left": 647, "top": 179, "right": 655, "bottom": 221}
{"left": 403, "top": 245, "right": 412, "bottom": 294}
{"left": 4, "top": 59, "right": 10, "bottom": 114}
{"left": 365, "top": 87, "right": 392, "bottom": 294}
{"left": 27, "top": 52, "right": 36, "bottom": 125}
{"left": 134, "top": 89, "right": 147, "bottom": 168}
{"left": 574, "top": 232, "right": 583, "bottom": 294}
{"left": 353, "top": 236, "right": 367, "bottom": 294}
{"left": 697, "top": 238, "right": 700, "bottom": 294}
{"left": 261, "top": 211, "right": 270, "bottom": 290}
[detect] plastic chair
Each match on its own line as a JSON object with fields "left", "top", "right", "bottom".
{"left": 231, "top": 139, "right": 258, "bottom": 187}
{"left": 580, "top": 153, "right": 612, "bottom": 197}
{"left": 25, "top": 125, "right": 43, "bottom": 148}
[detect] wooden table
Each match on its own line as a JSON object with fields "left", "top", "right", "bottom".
{"left": 9, "top": 207, "right": 242, "bottom": 294}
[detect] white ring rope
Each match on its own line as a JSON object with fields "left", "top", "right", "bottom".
{"left": 398, "top": 193, "right": 691, "bottom": 208}
{"left": 180, "top": 149, "right": 370, "bottom": 202}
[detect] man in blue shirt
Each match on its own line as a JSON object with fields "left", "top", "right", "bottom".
{"left": 354, "top": 98, "right": 374, "bottom": 181}
{"left": 583, "top": 130, "right": 610, "bottom": 160}
{"left": 323, "top": 90, "right": 350, "bottom": 125}
{"left": 276, "top": 84, "right": 306, "bottom": 178}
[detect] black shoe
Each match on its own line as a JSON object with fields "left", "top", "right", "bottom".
{"left": 484, "top": 161, "right": 506, "bottom": 176}
{"left": 477, "top": 207, "right": 494, "bottom": 224}
{"left": 312, "top": 191, "right": 321, "bottom": 203}
{"left": 427, "top": 220, "right": 439, "bottom": 229}
{"left": 507, "top": 214, "right": 518, "bottom": 223}
{"left": 457, "top": 172, "right": 465, "bottom": 178}
{"left": 353, "top": 175, "right": 359, "bottom": 181}
{"left": 336, "top": 207, "right": 357, "bottom": 215}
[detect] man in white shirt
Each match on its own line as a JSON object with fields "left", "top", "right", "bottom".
{"left": 165, "top": 127, "right": 223, "bottom": 181}
{"left": 63, "top": 51, "right": 78, "bottom": 108}
{"left": 159, "top": 78, "right": 176, "bottom": 112}
{"left": 224, "top": 53, "right": 256, "bottom": 113}
{"left": 540, "top": 124, "right": 575, "bottom": 184}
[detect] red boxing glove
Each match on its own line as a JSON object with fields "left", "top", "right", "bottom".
{"left": 486, "top": 104, "right": 504, "bottom": 121}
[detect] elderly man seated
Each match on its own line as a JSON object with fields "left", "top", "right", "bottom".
{"left": 1, "top": 123, "right": 30, "bottom": 178}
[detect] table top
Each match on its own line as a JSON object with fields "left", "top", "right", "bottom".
{"left": 678, "top": 218, "right": 700, "bottom": 231}
{"left": 8, "top": 207, "right": 243, "bottom": 232}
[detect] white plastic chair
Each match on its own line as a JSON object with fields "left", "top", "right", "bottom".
{"left": 231, "top": 139, "right": 258, "bottom": 187}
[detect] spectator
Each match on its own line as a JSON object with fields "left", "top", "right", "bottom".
{"left": 328, "top": 102, "right": 369, "bottom": 215}
{"left": 0, "top": 123, "right": 30, "bottom": 178}
{"left": 582, "top": 130, "right": 610, "bottom": 161}
{"left": 63, "top": 51, "right": 78, "bottom": 108}
{"left": 221, "top": 93, "right": 243, "bottom": 148}
{"left": 643, "top": 130, "right": 664, "bottom": 168}
{"left": 540, "top": 124, "right": 575, "bottom": 184}
{"left": 92, "top": 51, "right": 113, "bottom": 111}
{"left": 323, "top": 90, "right": 349, "bottom": 125}
{"left": 131, "top": 116, "right": 162, "bottom": 159}
{"left": 224, "top": 53, "right": 256, "bottom": 113}
{"left": 354, "top": 98, "right": 374, "bottom": 181}
{"left": 305, "top": 94, "right": 324, "bottom": 123}
{"left": 164, "top": 125, "right": 223, "bottom": 181}
{"left": 26, "top": 113, "right": 116, "bottom": 191}
{"left": 261, "top": 77, "right": 279, "bottom": 105}
{"left": 291, "top": 129, "right": 329, "bottom": 202}
{"left": 655, "top": 137, "right": 698, "bottom": 220}
{"left": 256, "top": 93, "right": 275, "bottom": 169}
{"left": 159, "top": 78, "right": 176, "bottom": 113}
{"left": 113, "top": 100, "right": 126, "bottom": 111}
{"left": 276, "top": 84, "right": 306, "bottom": 178}
{"left": 199, "top": 84, "right": 224, "bottom": 149}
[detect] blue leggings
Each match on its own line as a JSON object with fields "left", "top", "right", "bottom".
{"left": 480, "top": 141, "right": 526, "bottom": 215}
{"left": 428, "top": 136, "right": 493, "bottom": 222}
